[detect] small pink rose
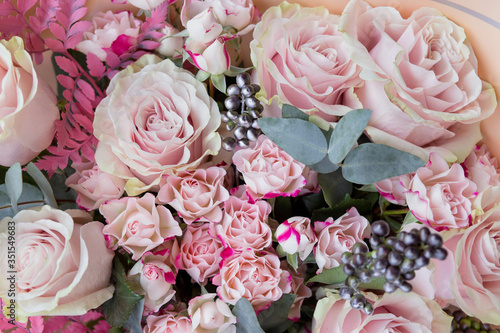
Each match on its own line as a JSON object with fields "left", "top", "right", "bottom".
{"left": 188, "top": 293, "right": 236, "bottom": 333}
{"left": 463, "top": 144, "right": 500, "bottom": 193}
{"left": 314, "top": 207, "right": 371, "bottom": 273}
{"left": 276, "top": 216, "right": 317, "bottom": 261}
{"left": 100, "top": 193, "right": 182, "bottom": 260}
{"left": 374, "top": 175, "right": 409, "bottom": 206}
{"left": 143, "top": 312, "right": 192, "bottom": 333}
{"left": 232, "top": 135, "right": 306, "bottom": 200}
{"left": 282, "top": 262, "right": 312, "bottom": 321}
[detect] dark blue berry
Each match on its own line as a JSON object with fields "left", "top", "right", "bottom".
{"left": 350, "top": 294, "right": 366, "bottom": 309}
{"left": 419, "top": 227, "right": 430, "bottom": 242}
{"left": 399, "top": 281, "right": 412, "bottom": 293}
{"left": 388, "top": 251, "right": 403, "bottom": 266}
{"left": 343, "top": 263, "right": 356, "bottom": 276}
{"left": 403, "top": 271, "right": 415, "bottom": 280}
{"left": 341, "top": 252, "right": 352, "bottom": 265}
{"left": 358, "top": 269, "right": 372, "bottom": 283}
{"left": 400, "top": 258, "right": 415, "bottom": 273}
{"left": 225, "top": 96, "right": 240, "bottom": 110}
{"left": 383, "top": 281, "right": 397, "bottom": 293}
{"left": 432, "top": 247, "right": 448, "bottom": 260}
{"left": 376, "top": 245, "right": 390, "bottom": 258}
{"left": 363, "top": 303, "right": 374, "bottom": 315}
{"left": 385, "top": 266, "right": 400, "bottom": 282}
{"left": 371, "top": 220, "right": 390, "bottom": 237}
{"left": 393, "top": 240, "right": 406, "bottom": 253}
{"left": 347, "top": 276, "right": 360, "bottom": 288}
{"left": 339, "top": 286, "right": 354, "bottom": 300}
{"left": 352, "top": 242, "right": 369, "bottom": 254}
{"left": 403, "top": 232, "right": 420, "bottom": 246}
{"left": 374, "top": 258, "right": 388, "bottom": 273}
{"left": 427, "top": 234, "right": 443, "bottom": 248}
{"left": 236, "top": 72, "right": 251, "bottom": 88}
{"left": 226, "top": 84, "right": 241, "bottom": 96}
{"left": 352, "top": 253, "right": 367, "bottom": 267}
{"left": 404, "top": 246, "right": 420, "bottom": 260}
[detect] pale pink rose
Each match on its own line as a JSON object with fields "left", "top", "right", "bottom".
{"left": 250, "top": 2, "right": 362, "bottom": 120}
{"left": 175, "top": 222, "right": 224, "bottom": 284}
{"left": 300, "top": 167, "right": 320, "bottom": 195}
{"left": 282, "top": 262, "right": 312, "bottom": 321}
{"left": 65, "top": 160, "right": 126, "bottom": 211}
{"left": 401, "top": 152, "right": 477, "bottom": 230}
{"left": 232, "top": 135, "right": 306, "bottom": 200}
{"left": 181, "top": 0, "right": 259, "bottom": 35}
{"left": 0, "top": 206, "right": 114, "bottom": 320}
{"left": 0, "top": 37, "right": 59, "bottom": 166}
{"left": 213, "top": 250, "right": 291, "bottom": 312}
{"left": 374, "top": 175, "right": 410, "bottom": 206}
{"left": 157, "top": 166, "right": 229, "bottom": 223}
{"left": 93, "top": 56, "right": 221, "bottom": 196}
{"left": 188, "top": 293, "right": 236, "bottom": 333}
{"left": 156, "top": 237, "right": 181, "bottom": 275}
{"left": 314, "top": 207, "right": 371, "bottom": 273}
{"left": 340, "top": 0, "right": 497, "bottom": 162}
{"left": 128, "top": 250, "right": 176, "bottom": 314}
{"left": 76, "top": 11, "right": 141, "bottom": 61}
{"left": 312, "top": 291, "right": 451, "bottom": 333}
{"left": 463, "top": 144, "right": 500, "bottom": 193}
{"left": 100, "top": 193, "right": 182, "bottom": 260}
{"left": 157, "top": 24, "right": 184, "bottom": 58}
{"left": 143, "top": 312, "right": 192, "bottom": 333}
{"left": 210, "top": 196, "right": 272, "bottom": 251}
{"left": 276, "top": 216, "right": 317, "bottom": 260}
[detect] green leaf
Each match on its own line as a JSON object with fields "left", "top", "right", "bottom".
{"left": 359, "top": 277, "right": 385, "bottom": 291}
{"left": 328, "top": 109, "right": 372, "bottom": 164}
{"left": 26, "top": 163, "right": 58, "bottom": 208}
{"left": 196, "top": 70, "right": 210, "bottom": 82}
{"left": 273, "top": 196, "right": 293, "bottom": 222}
{"left": 342, "top": 143, "right": 425, "bottom": 184}
{"left": 211, "top": 74, "right": 226, "bottom": 93}
{"left": 0, "top": 184, "right": 44, "bottom": 219}
{"left": 102, "top": 258, "right": 144, "bottom": 328}
{"left": 5, "top": 163, "right": 22, "bottom": 214}
{"left": 282, "top": 104, "right": 308, "bottom": 121}
{"left": 48, "top": 172, "right": 78, "bottom": 210}
{"left": 400, "top": 211, "right": 420, "bottom": 231}
{"left": 257, "top": 294, "right": 296, "bottom": 332}
{"left": 300, "top": 191, "right": 327, "bottom": 214}
{"left": 233, "top": 298, "right": 265, "bottom": 333}
{"left": 317, "top": 169, "right": 352, "bottom": 208}
{"left": 258, "top": 118, "right": 328, "bottom": 165}
{"left": 122, "top": 298, "right": 144, "bottom": 333}
{"left": 286, "top": 253, "right": 299, "bottom": 271}
{"left": 309, "top": 155, "right": 339, "bottom": 173}
{"left": 307, "top": 265, "right": 347, "bottom": 284}
{"left": 311, "top": 194, "right": 375, "bottom": 222}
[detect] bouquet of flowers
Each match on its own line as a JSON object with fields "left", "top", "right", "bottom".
{"left": 0, "top": 0, "right": 499, "bottom": 331}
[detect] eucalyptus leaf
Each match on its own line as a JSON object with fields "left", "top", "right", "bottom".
{"left": 259, "top": 118, "right": 327, "bottom": 165}
{"left": 48, "top": 172, "right": 78, "bottom": 210}
{"left": 307, "top": 265, "right": 347, "bottom": 284}
{"left": 211, "top": 74, "right": 226, "bottom": 93}
{"left": 257, "top": 294, "right": 296, "bottom": 332}
{"left": 309, "top": 155, "right": 339, "bottom": 173}
{"left": 233, "top": 298, "right": 265, "bottom": 333}
{"left": 282, "top": 104, "right": 308, "bottom": 121}
{"left": 0, "top": 184, "right": 44, "bottom": 219}
{"left": 5, "top": 163, "right": 22, "bottom": 214}
{"left": 26, "top": 163, "right": 58, "bottom": 208}
{"left": 342, "top": 143, "right": 425, "bottom": 184}
{"left": 122, "top": 298, "right": 144, "bottom": 333}
{"left": 328, "top": 109, "right": 372, "bottom": 164}
{"left": 300, "top": 191, "right": 327, "bottom": 214}
{"left": 102, "top": 258, "right": 144, "bottom": 328}
{"left": 317, "top": 169, "right": 352, "bottom": 208}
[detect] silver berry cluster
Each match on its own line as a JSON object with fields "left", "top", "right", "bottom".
{"left": 221, "top": 72, "right": 263, "bottom": 151}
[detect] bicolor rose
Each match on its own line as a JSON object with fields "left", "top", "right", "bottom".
{"left": 0, "top": 206, "right": 114, "bottom": 320}
{"left": 143, "top": 312, "right": 192, "bottom": 333}
{"left": 77, "top": 11, "right": 141, "bottom": 61}
{"left": 128, "top": 250, "right": 176, "bottom": 314}
{"left": 176, "top": 222, "right": 224, "bottom": 285}
{"left": 65, "top": 160, "right": 125, "bottom": 211}
{"left": 312, "top": 291, "right": 451, "bottom": 332}
{"left": 276, "top": 216, "right": 317, "bottom": 260}
{"left": 250, "top": 2, "right": 362, "bottom": 120}
{"left": 210, "top": 196, "right": 272, "bottom": 251}
{"left": 213, "top": 250, "right": 291, "bottom": 312}
{"left": 314, "top": 207, "right": 371, "bottom": 273}
{"left": 339, "top": 0, "right": 497, "bottom": 162}
{"left": 100, "top": 193, "right": 182, "bottom": 260}
{"left": 93, "top": 56, "right": 221, "bottom": 195}
{"left": 0, "top": 37, "right": 59, "bottom": 166}
{"left": 188, "top": 293, "right": 236, "bottom": 333}
{"left": 401, "top": 152, "right": 477, "bottom": 230}
{"left": 157, "top": 166, "right": 229, "bottom": 223}
{"left": 232, "top": 135, "right": 306, "bottom": 200}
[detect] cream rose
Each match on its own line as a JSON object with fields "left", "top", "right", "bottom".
{"left": 143, "top": 312, "right": 192, "bottom": 333}
{"left": 188, "top": 293, "right": 237, "bottom": 333}
{"left": 93, "top": 56, "right": 221, "bottom": 195}
{"left": 0, "top": 37, "right": 59, "bottom": 166}
{"left": 339, "top": 0, "right": 497, "bottom": 162}
{"left": 0, "top": 206, "right": 114, "bottom": 321}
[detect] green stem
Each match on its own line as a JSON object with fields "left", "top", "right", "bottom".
{"left": 381, "top": 209, "right": 409, "bottom": 216}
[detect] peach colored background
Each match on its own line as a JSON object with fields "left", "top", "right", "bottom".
{"left": 252, "top": 0, "right": 500, "bottom": 159}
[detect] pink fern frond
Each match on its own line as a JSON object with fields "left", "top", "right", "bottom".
{"left": 86, "top": 52, "right": 106, "bottom": 78}
{"left": 0, "top": 1, "right": 15, "bottom": 16}
{"left": 17, "top": 0, "right": 38, "bottom": 15}
{"left": 55, "top": 56, "right": 79, "bottom": 77}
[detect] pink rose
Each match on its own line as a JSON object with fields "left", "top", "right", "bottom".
{"left": 312, "top": 291, "right": 451, "bottom": 332}
{"left": 176, "top": 222, "right": 224, "bottom": 285}
{"left": 128, "top": 250, "right": 177, "bottom": 314}
{"left": 463, "top": 144, "right": 500, "bottom": 193}
{"left": 0, "top": 206, "right": 114, "bottom": 320}
{"left": 157, "top": 24, "right": 184, "bottom": 58}
{"left": 100, "top": 193, "right": 182, "bottom": 260}
{"left": 181, "top": 0, "right": 258, "bottom": 35}
{"left": 143, "top": 312, "right": 192, "bottom": 333}
{"left": 157, "top": 166, "right": 229, "bottom": 223}
{"left": 213, "top": 250, "right": 291, "bottom": 312}
{"left": 210, "top": 196, "right": 272, "bottom": 251}
{"left": 232, "top": 135, "right": 306, "bottom": 200}
{"left": 300, "top": 167, "right": 320, "bottom": 195}
{"left": 314, "top": 207, "right": 371, "bottom": 273}
{"left": 401, "top": 152, "right": 477, "bottom": 230}
{"left": 340, "top": 0, "right": 497, "bottom": 162}
{"left": 0, "top": 37, "right": 59, "bottom": 166}
{"left": 188, "top": 293, "right": 237, "bottom": 333}
{"left": 374, "top": 175, "right": 409, "bottom": 206}
{"left": 93, "top": 56, "right": 221, "bottom": 195}
{"left": 76, "top": 11, "right": 141, "bottom": 61}
{"left": 276, "top": 216, "right": 317, "bottom": 260}
{"left": 65, "top": 160, "right": 126, "bottom": 211}
{"left": 250, "top": 2, "right": 362, "bottom": 120}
